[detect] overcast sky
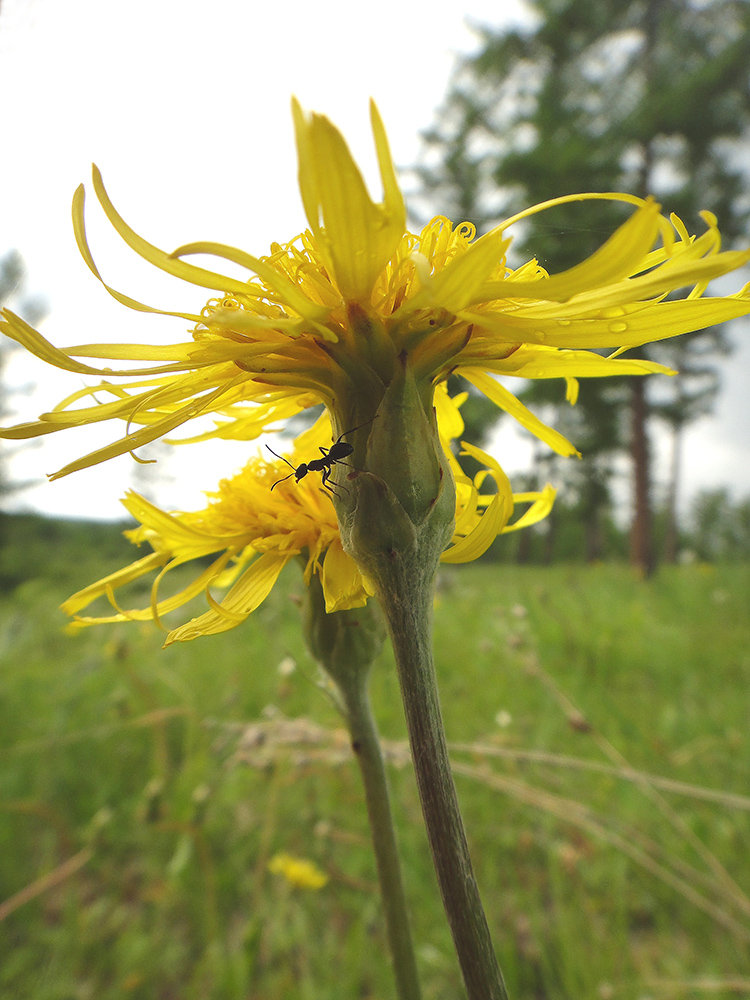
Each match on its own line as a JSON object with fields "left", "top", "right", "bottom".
{"left": 1, "top": 0, "right": 749, "bottom": 523}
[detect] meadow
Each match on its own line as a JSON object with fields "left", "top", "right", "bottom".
{"left": 1, "top": 519, "right": 748, "bottom": 1000}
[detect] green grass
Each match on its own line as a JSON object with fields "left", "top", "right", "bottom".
{"left": 1, "top": 539, "right": 749, "bottom": 999}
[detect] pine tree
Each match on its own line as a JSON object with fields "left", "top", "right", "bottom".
{"left": 414, "top": 0, "right": 750, "bottom": 573}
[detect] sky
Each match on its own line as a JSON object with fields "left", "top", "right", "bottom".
{"left": 1, "top": 0, "right": 749, "bottom": 523}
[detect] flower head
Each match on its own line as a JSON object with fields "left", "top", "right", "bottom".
{"left": 2, "top": 100, "right": 748, "bottom": 482}
{"left": 268, "top": 852, "right": 328, "bottom": 891}
{"left": 62, "top": 398, "right": 554, "bottom": 643}
{"left": 62, "top": 415, "right": 370, "bottom": 643}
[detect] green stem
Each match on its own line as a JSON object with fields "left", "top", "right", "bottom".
{"left": 339, "top": 674, "right": 423, "bottom": 1000}
{"left": 337, "top": 355, "right": 507, "bottom": 996}
{"left": 302, "top": 570, "right": 422, "bottom": 1000}
{"left": 376, "top": 560, "right": 510, "bottom": 1000}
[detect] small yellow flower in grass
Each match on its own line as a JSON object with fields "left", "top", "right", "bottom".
{"left": 61, "top": 396, "right": 554, "bottom": 643}
{"left": 1, "top": 100, "right": 748, "bottom": 481}
{"left": 268, "top": 852, "right": 328, "bottom": 891}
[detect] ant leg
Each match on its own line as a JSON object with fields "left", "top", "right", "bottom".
{"left": 332, "top": 457, "right": 361, "bottom": 482}
{"left": 321, "top": 466, "right": 349, "bottom": 498}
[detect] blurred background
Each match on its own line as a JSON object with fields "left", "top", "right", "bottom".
{"left": 1, "top": 2, "right": 749, "bottom": 998}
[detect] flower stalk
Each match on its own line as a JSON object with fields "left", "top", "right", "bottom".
{"left": 338, "top": 355, "right": 509, "bottom": 1000}
{"left": 375, "top": 558, "right": 509, "bottom": 1000}
{"left": 303, "top": 568, "right": 423, "bottom": 1000}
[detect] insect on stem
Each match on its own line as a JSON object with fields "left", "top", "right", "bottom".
{"left": 267, "top": 416, "right": 379, "bottom": 497}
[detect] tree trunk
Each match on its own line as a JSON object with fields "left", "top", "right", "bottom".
{"left": 662, "top": 420, "right": 683, "bottom": 564}
{"left": 516, "top": 522, "right": 533, "bottom": 564}
{"left": 584, "top": 508, "right": 602, "bottom": 563}
{"left": 630, "top": 378, "right": 656, "bottom": 577}
{"left": 626, "top": 0, "right": 662, "bottom": 579}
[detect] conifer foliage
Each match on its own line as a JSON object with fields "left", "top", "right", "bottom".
{"left": 415, "top": 0, "right": 750, "bottom": 572}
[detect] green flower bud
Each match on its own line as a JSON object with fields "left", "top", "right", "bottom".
{"left": 337, "top": 353, "right": 456, "bottom": 593}
{"left": 364, "top": 353, "right": 443, "bottom": 526}
{"left": 302, "top": 559, "right": 386, "bottom": 689}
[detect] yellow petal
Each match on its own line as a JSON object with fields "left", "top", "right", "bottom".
{"left": 483, "top": 201, "right": 661, "bottom": 302}
{"left": 88, "top": 167, "right": 286, "bottom": 301}
{"left": 47, "top": 372, "right": 250, "bottom": 479}
{"left": 73, "top": 182, "right": 205, "bottom": 322}
{"left": 497, "top": 190, "right": 648, "bottom": 230}
{"left": 420, "top": 230, "right": 512, "bottom": 311}
{"left": 61, "top": 551, "right": 167, "bottom": 615}
{"left": 493, "top": 247, "right": 750, "bottom": 312}
{"left": 321, "top": 538, "right": 370, "bottom": 612}
{"left": 0, "top": 308, "right": 255, "bottom": 389}
{"left": 471, "top": 296, "right": 750, "bottom": 350}
{"left": 169, "top": 240, "right": 328, "bottom": 322}
{"left": 441, "top": 442, "right": 514, "bottom": 563}
{"left": 480, "top": 345, "right": 675, "bottom": 379}
{"left": 500, "top": 484, "right": 557, "bottom": 533}
{"left": 165, "top": 551, "right": 290, "bottom": 643}
{"left": 0, "top": 309, "right": 123, "bottom": 376}
{"left": 369, "top": 99, "right": 404, "bottom": 229}
{"left": 441, "top": 491, "right": 509, "bottom": 563}
{"left": 66, "top": 551, "right": 233, "bottom": 626}
{"left": 292, "top": 99, "right": 406, "bottom": 302}
{"left": 121, "top": 491, "right": 247, "bottom": 561}
{"left": 433, "top": 383, "right": 466, "bottom": 440}
{"left": 461, "top": 369, "right": 580, "bottom": 457}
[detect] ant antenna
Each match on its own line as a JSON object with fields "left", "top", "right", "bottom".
{"left": 337, "top": 414, "right": 379, "bottom": 438}
{"left": 266, "top": 445, "right": 299, "bottom": 490}
{"left": 266, "top": 445, "right": 295, "bottom": 470}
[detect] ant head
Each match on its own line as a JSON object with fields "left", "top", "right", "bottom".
{"left": 295, "top": 463, "right": 308, "bottom": 480}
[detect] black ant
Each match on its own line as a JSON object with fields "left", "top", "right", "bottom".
{"left": 267, "top": 416, "right": 378, "bottom": 497}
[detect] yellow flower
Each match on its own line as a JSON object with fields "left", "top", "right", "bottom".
{"left": 268, "top": 852, "right": 328, "bottom": 891}
{"left": 61, "top": 395, "right": 554, "bottom": 643}
{"left": 2, "top": 100, "right": 748, "bottom": 479}
{"left": 62, "top": 416, "right": 368, "bottom": 643}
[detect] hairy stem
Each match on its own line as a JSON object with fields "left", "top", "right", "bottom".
{"left": 376, "top": 560, "right": 509, "bottom": 1000}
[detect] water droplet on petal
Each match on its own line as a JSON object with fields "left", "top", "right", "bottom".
{"left": 557, "top": 319, "right": 571, "bottom": 327}
{"left": 609, "top": 321, "right": 628, "bottom": 334}
{"left": 533, "top": 330, "right": 546, "bottom": 342}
